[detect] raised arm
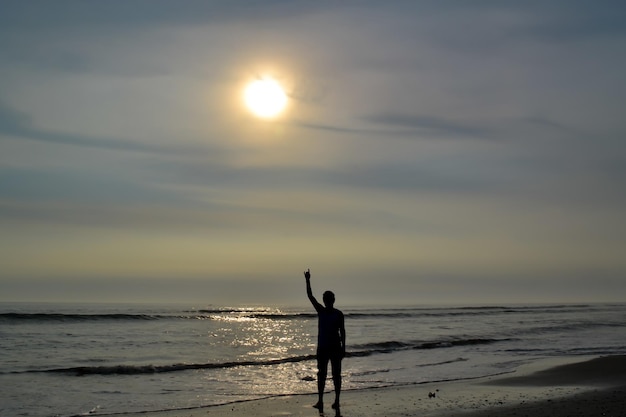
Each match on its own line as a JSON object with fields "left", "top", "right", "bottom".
{"left": 304, "top": 269, "right": 323, "bottom": 312}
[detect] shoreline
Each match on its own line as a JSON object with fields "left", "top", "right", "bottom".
{"left": 113, "top": 355, "right": 626, "bottom": 417}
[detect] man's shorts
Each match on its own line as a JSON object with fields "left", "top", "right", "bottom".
{"left": 317, "top": 346, "right": 343, "bottom": 373}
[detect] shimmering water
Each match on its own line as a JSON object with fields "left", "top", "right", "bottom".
{"left": 1, "top": 302, "right": 625, "bottom": 417}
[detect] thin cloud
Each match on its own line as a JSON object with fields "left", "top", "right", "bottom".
{"left": 0, "top": 1, "right": 343, "bottom": 32}
{"left": 363, "top": 112, "right": 494, "bottom": 140}
{"left": 0, "top": 101, "right": 206, "bottom": 155}
{"left": 289, "top": 119, "right": 371, "bottom": 136}
{"left": 517, "top": 1, "right": 626, "bottom": 42}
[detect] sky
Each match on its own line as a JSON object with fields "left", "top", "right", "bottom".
{"left": 1, "top": 1, "right": 625, "bottom": 306}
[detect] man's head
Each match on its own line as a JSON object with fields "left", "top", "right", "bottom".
{"left": 322, "top": 290, "right": 335, "bottom": 308}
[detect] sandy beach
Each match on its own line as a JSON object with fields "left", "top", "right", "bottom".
{"left": 117, "top": 355, "right": 625, "bottom": 417}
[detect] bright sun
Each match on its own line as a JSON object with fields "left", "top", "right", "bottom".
{"left": 244, "top": 78, "right": 288, "bottom": 118}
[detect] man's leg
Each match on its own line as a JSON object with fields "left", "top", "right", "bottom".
{"left": 314, "top": 349, "right": 330, "bottom": 412}
{"left": 330, "top": 353, "right": 342, "bottom": 412}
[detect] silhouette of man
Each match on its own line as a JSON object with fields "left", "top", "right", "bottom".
{"left": 304, "top": 269, "right": 345, "bottom": 416}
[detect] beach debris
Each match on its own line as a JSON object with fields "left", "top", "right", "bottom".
{"left": 428, "top": 392, "right": 437, "bottom": 398}
{"left": 301, "top": 375, "right": 316, "bottom": 381}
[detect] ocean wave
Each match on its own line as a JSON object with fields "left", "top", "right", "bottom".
{"left": 243, "top": 312, "right": 318, "bottom": 320}
{"left": 504, "top": 321, "right": 626, "bottom": 338}
{"left": 193, "top": 308, "right": 280, "bottom": 314}
{"left": 351, "top": 337, "right": 508, "bottom": 354}
{"left": 14, "top": 338, "right": 501, "bottom": 376}
{"left": 2, "top": 304, "right": 619, "bottom": 323}
{"left": 0, "top": 310, "right": 484, "bottom": 323}
{"left": 350, "top": 357, "right": 468, "bottom": 377}
{"left": 0, "top": 312, "right": 163, "bottom": 322}
{"left": 30, "top": 355, "right": 317, "bottom": 376}
{"left": 242, "top": 305, "right": 603, "bottom": 320}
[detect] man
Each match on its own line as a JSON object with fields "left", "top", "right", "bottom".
{"left": 304, "top": 268, "right": 346, "bottom": 416}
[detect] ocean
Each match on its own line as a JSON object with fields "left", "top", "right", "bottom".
{"left": 1, "top": 302, "right": 625, "bottom": 417}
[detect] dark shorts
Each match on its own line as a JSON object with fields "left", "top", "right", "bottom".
{"left": 317, "top": 347, "right": 343, "bottom": 377}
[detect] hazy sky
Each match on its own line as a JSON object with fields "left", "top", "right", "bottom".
{"left": 1, "top": 1, "right": 625, "bottom": 306}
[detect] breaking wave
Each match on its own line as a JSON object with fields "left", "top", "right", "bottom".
{"left": 15, "top": 337, "right": 505, "bottom": 376}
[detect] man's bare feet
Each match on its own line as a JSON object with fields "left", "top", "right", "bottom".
{"left": 313, "top": 401, "right": 323, "bottom": 413}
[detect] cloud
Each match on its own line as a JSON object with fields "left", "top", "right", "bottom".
{"left": 0, "top": 1, "right": 345, "bottom": 79}
{"left": 0, "top": 101, "right": 205, "bottom": 155}
{"left": 0, "top": 1, "right": 345, "bottom": 38}
{"left": 517, "top": 1, "right": 626, "bottom": 42}
{"left": 289, "top": 116, "right": 492, "bottom": 142}
{"left": 0, "top": 100, "right": 31, "bottom": 131}
{"left": 0, "top": 166, "right": 184, "bottom": 205}
{"left": 363, "top": 113, "right": 493, "bottom": 140}
{"left": 290, "top": 120, "right": 367, "bottom": 136}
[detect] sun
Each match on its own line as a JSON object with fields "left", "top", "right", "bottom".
{"left": 244, "top": 78, "right": 288, "bottom": 118}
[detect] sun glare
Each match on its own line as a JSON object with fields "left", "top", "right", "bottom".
{"left": 244, "top": 78, "right": 288, "bottom": 118}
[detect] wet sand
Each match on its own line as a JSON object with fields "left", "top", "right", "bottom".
{"left": 121, "top": 355, "right": 626, "bottom": 417}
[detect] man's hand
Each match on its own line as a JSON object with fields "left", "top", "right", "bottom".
{"left": 304, "top": 268, "right": 311, "bottom": 280}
